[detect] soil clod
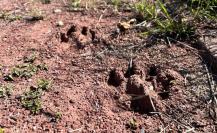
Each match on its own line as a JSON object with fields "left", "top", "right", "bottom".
{"left": 74, "top": 36, "right": 86, "bottom": 49}
{"left": 126, "top": 75, "right": 145, "bottom": 95}
{"left": 165, "top": 69, "right": 184, "bottom": 82}
{"left": 125, "top": 61, "right": 146, "bottom": 78}
{"left": 157, "top": 69, "right": 183, "bottom": 92}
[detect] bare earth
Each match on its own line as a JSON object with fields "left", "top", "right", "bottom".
{"left": 0, "top": 0, "right": 216, "bottom": 132}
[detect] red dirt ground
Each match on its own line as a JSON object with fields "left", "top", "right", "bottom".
{"left": 0, "top": 0, "right": 216, "bottom": 132}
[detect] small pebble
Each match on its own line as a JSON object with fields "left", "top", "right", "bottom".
{"left": 57, "top": 21, "right": 64, "bottom": 27}
{"left": 54, "top": 9, "right": 62, "bottom": 13}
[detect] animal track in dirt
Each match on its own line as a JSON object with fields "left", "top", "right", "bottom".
{"left": 60, "top": 24, "right": 98, "bottom": 49}
{"left": 108, "top": 63, "right": 184, "bottom": 114}
{"left": 124, "top": 60, "right": 146, "bottom": 78}
{"left": 108, "top": 68, "right": 125, "bottom": 87}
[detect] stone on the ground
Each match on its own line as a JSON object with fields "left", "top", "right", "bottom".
{"left": 57, "top": 21, "right": 64, "bottom": 27}
{"left": 54, "top": 9, "right": 62, "bottom": 13}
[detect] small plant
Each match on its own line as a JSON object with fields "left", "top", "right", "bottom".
{"left": 133, "top": 0, "right": 196, "bottom": 41}
{"left": 21, "top": 87, "right": 43, "bottom": 114}
{"left": 55, "top": 112, "right": 62, "bottom": 120}
{"left": 126, "top": 118, "right": 138, "bottom": 130}
{"left": 111, "top": 0, "right": 121, "bottom": 10}
{"left": 69, "top": 0, "right": 81, "bottom": 8}
{"left": 187, "top": 0, "right": 217, "bottom": 20}
{"left": 67, "top": 0, "right": 84, "bottom": 12}
{"left": 20, "top": 79, "right": 51, "bottom": 114}
{"left": 23, "top": 53, "right": 36, "bottom": 63}
{"left": 11, "top": 64, "right": 38, "bottom": 79}
{"left": 37, "top": 79, "right": 51, "bottom": 91}
{"left": 134, "top": 0, "right": 158, "bottom": 21}
{"left": 0, "top": 84, "right": 13, "bottom": 98}
{"left": 0, "top": 11, "right": 22, "bottom": 21}
{"left": 4, "top": 54, "right": 48, "bottom": 80}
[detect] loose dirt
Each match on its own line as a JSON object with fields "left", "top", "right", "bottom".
{"left": 0, "top": 0, "right": 216, "bottom": 132}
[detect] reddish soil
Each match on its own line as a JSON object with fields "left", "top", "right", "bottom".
{"left": 0, "top": 0, "right": 216, "bottom": 132}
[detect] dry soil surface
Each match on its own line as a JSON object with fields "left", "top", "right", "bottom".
{"left": 0, "top": 0, "right": 216, "bottom": 133}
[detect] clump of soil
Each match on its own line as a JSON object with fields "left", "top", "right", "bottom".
{"left": 125, "top": 61, "right": 146, "bottom": 78}
{"left": 126, "top": 75, "right": 159, "bottom": 113}
{"left": 126, "top": 75, "right": 145, "bottom": 95}
{"left": 156, "top": 69, "right": 184, "bottom": 98}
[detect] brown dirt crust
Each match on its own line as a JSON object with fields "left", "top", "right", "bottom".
{"left": 0, "top": 0, "right": 217, "bottom": 133}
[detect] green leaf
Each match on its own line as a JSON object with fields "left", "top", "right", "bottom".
{"left": 157, "top": 0, "right": 172, "bottom": 20}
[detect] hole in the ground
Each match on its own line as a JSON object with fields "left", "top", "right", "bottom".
{"left": 67, "top": 25, "right": 77, "bottom": 36}
{"left": 159, "top": 79, "right": 171, "bottom": 92}
{"left": 89, "top": 29, "right": 96, "bottom": 41}
{"left": 81, "top": 26, "right": 88, "bottom": 36}
{"left": 124, "top": 62, "right": 136, "bottom": 78}
{"left": 134, "top": 14, "right": 145, "bottom": 23}
{"left": 148, "top": 65, "right": 158, "bottom": 76}
{"left": 130, "top": 95, "right": 156, "bottom": 114}
{"left": 158, "top": 91, "right": 170, "bottom": 99}
{"left": 108, "top": 69, "right": 123, "bottom": 87}
{"left": 156, "top": 74, "right": 171, "bottom": 99}
{"left": 60, "top": 33, "right": 69, "bottom": 42}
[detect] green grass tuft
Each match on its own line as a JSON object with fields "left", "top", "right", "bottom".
{"left": 0, "top": 84, "right": 13, "bottom": 98}
{"left": 133, "top": 0, "right": 197, "bottom": 42}
{"left": 21, "top": 89, "right": 42, "bottom": 114}
{"left": 4, "top": 54, "right": 48, "bottom": 81}
{"left": 37, "top": 79, "right": 52, "bottom": 91}
{"left": 21, "top": 79, "right": 51, "bottom": 114}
